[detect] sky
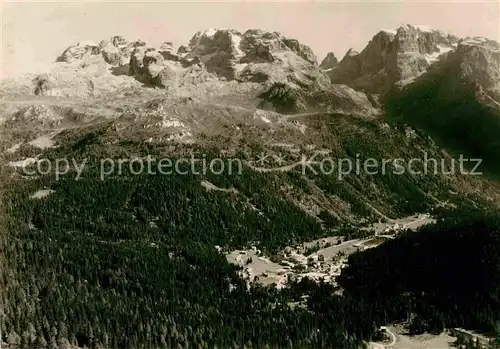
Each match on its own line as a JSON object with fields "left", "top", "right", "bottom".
{"left": 1, "top": 0, "right": 499, "bottom": 78}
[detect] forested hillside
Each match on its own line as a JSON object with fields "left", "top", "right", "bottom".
{"left": 340, "top": 210, "right": 500, "bottom": 337}
{"left": 0, "top": 136, "right": 386, "bottom": 348}
{"left": 1, "top": 122, "right": 500, "bottom": 348}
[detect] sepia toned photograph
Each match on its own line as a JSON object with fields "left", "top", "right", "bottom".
{"left": 0, "top": 1, "right": 499, "bottom": 348}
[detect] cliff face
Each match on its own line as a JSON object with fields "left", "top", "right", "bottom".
{"left": 319, "top": 52, "right": 338, "bottom": 71}
{"left": 55, "top": 29, "right": 320, "bottom": 85}
{"left": 183, "top": 28, "right": 319, "bottom": 81}
{"left": 386, "top": 35, "right": 500, "bottom": 171}
{"left": 56, "top": 40, "right": 102, "bottom": 62}
{"left": 327, "top": 25, "right": 459, "bottom": 96}
{"left": 12, "top": 25, "right": 500, "bottom": 123}
{"left": 43, "top": 28, "right": 377, "bottom": 115}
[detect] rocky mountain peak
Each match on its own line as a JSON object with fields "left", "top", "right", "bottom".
{"left": 96, "top": 36, "right": 147, "bottom": 66}
{"left": 179, "top": 28, "right": 319, "bottom": 82}
{"left": 50, "top": 28, "right": 326, "bottom": 97}
{"left": 56, "top": 40, "right": 101, "bottom": 62}
{"left": 110, "top": 36, "right": 128, "bottom": 48}
{"left": 327, "top": 24, "right": 462, "bottom": 95}
{"left": 186, "top": 28, "right": 318, "bottom": 64}
{"left": 424, "top": 35, "right": 500, "bottom": 104}
{"left": 393, "top": 24, "right": 458, "bottom": 54}
{"left": 42, "top": 25, "right": 499, "bottom": 120}
{"left": 278, "top": 34, "right": 318, "bottom": 65}
{"left": 343, "top": 49, "right": 359, "bottom": 59}
{"left": 319, "top": 52, "right": 338, "bottom": 71}
{"left": 458, "top": 36, "right": 500, "bottom": 51}
{"left": 159, "top": 41, "right": 174, "bottom": 51}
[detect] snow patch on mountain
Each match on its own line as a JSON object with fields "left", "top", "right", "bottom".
{"left": 462, "top": 37, "right": 488, "bottom": 45}
{"left": 424, "top": 45, "right": 453, "bottom": 64}
{"left": 414, "top": 25, "right": 434, "bottom": 32}
{"left": 231, "top": 35, "right": 245, "bottom": 59}
{"left": 203, "top": 28, "right": 219, "bottom": 38}
{"left": 327, "top": 24, "right": 461, "bottom": 95}
{"left": 381, "top": 29, "right": 397, "bottom": 35}
{"left": 78, "top": 40, "right": 99, "bottom": 47}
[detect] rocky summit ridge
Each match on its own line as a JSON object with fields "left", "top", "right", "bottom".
{"left": 326, "top": 24, "right": 500, "bottom": 100}
{"left": 12, "top": 28, "right": 380, "bottom": 117}
{"left": 54, "top": 29, "right": 320, "bottom": 86}
{"left": 31, "top": 25, "right": 497, "bottom": 102}
{"left": 2, "top": 25, "right": 499, "bottom": 120}
{"left": 327, "top": 24, "right": 460, "bottom": 95}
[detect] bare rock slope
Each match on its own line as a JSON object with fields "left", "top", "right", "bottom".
{"left": 319, "top": 52, "right": 338, "bottom": 71}
{"left": 328, "top": 25, "right": 460, "bottom": 96}
{"left": 2, "top": 28, "right": 378, "bottom": 116}
{"left": 386, "top": 35, "right": 500, "bottom": 170}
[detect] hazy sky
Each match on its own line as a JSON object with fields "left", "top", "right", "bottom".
{"left": 1, "top": 0, "right": 499, "bottom": 78}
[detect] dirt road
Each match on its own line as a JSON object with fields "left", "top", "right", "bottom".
{"left": 369, "top": 327, "right": 397, "bottom": 348}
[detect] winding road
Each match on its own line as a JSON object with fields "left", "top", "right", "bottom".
{"left": 385, "top": 328, "right": 397, "bottom": 347}
{"left": 370, "top": 327, "right": 397, "bottom": 348}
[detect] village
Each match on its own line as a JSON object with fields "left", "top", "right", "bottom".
{"left": 225, "top": 213, "right": 434, "bottom": 290}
